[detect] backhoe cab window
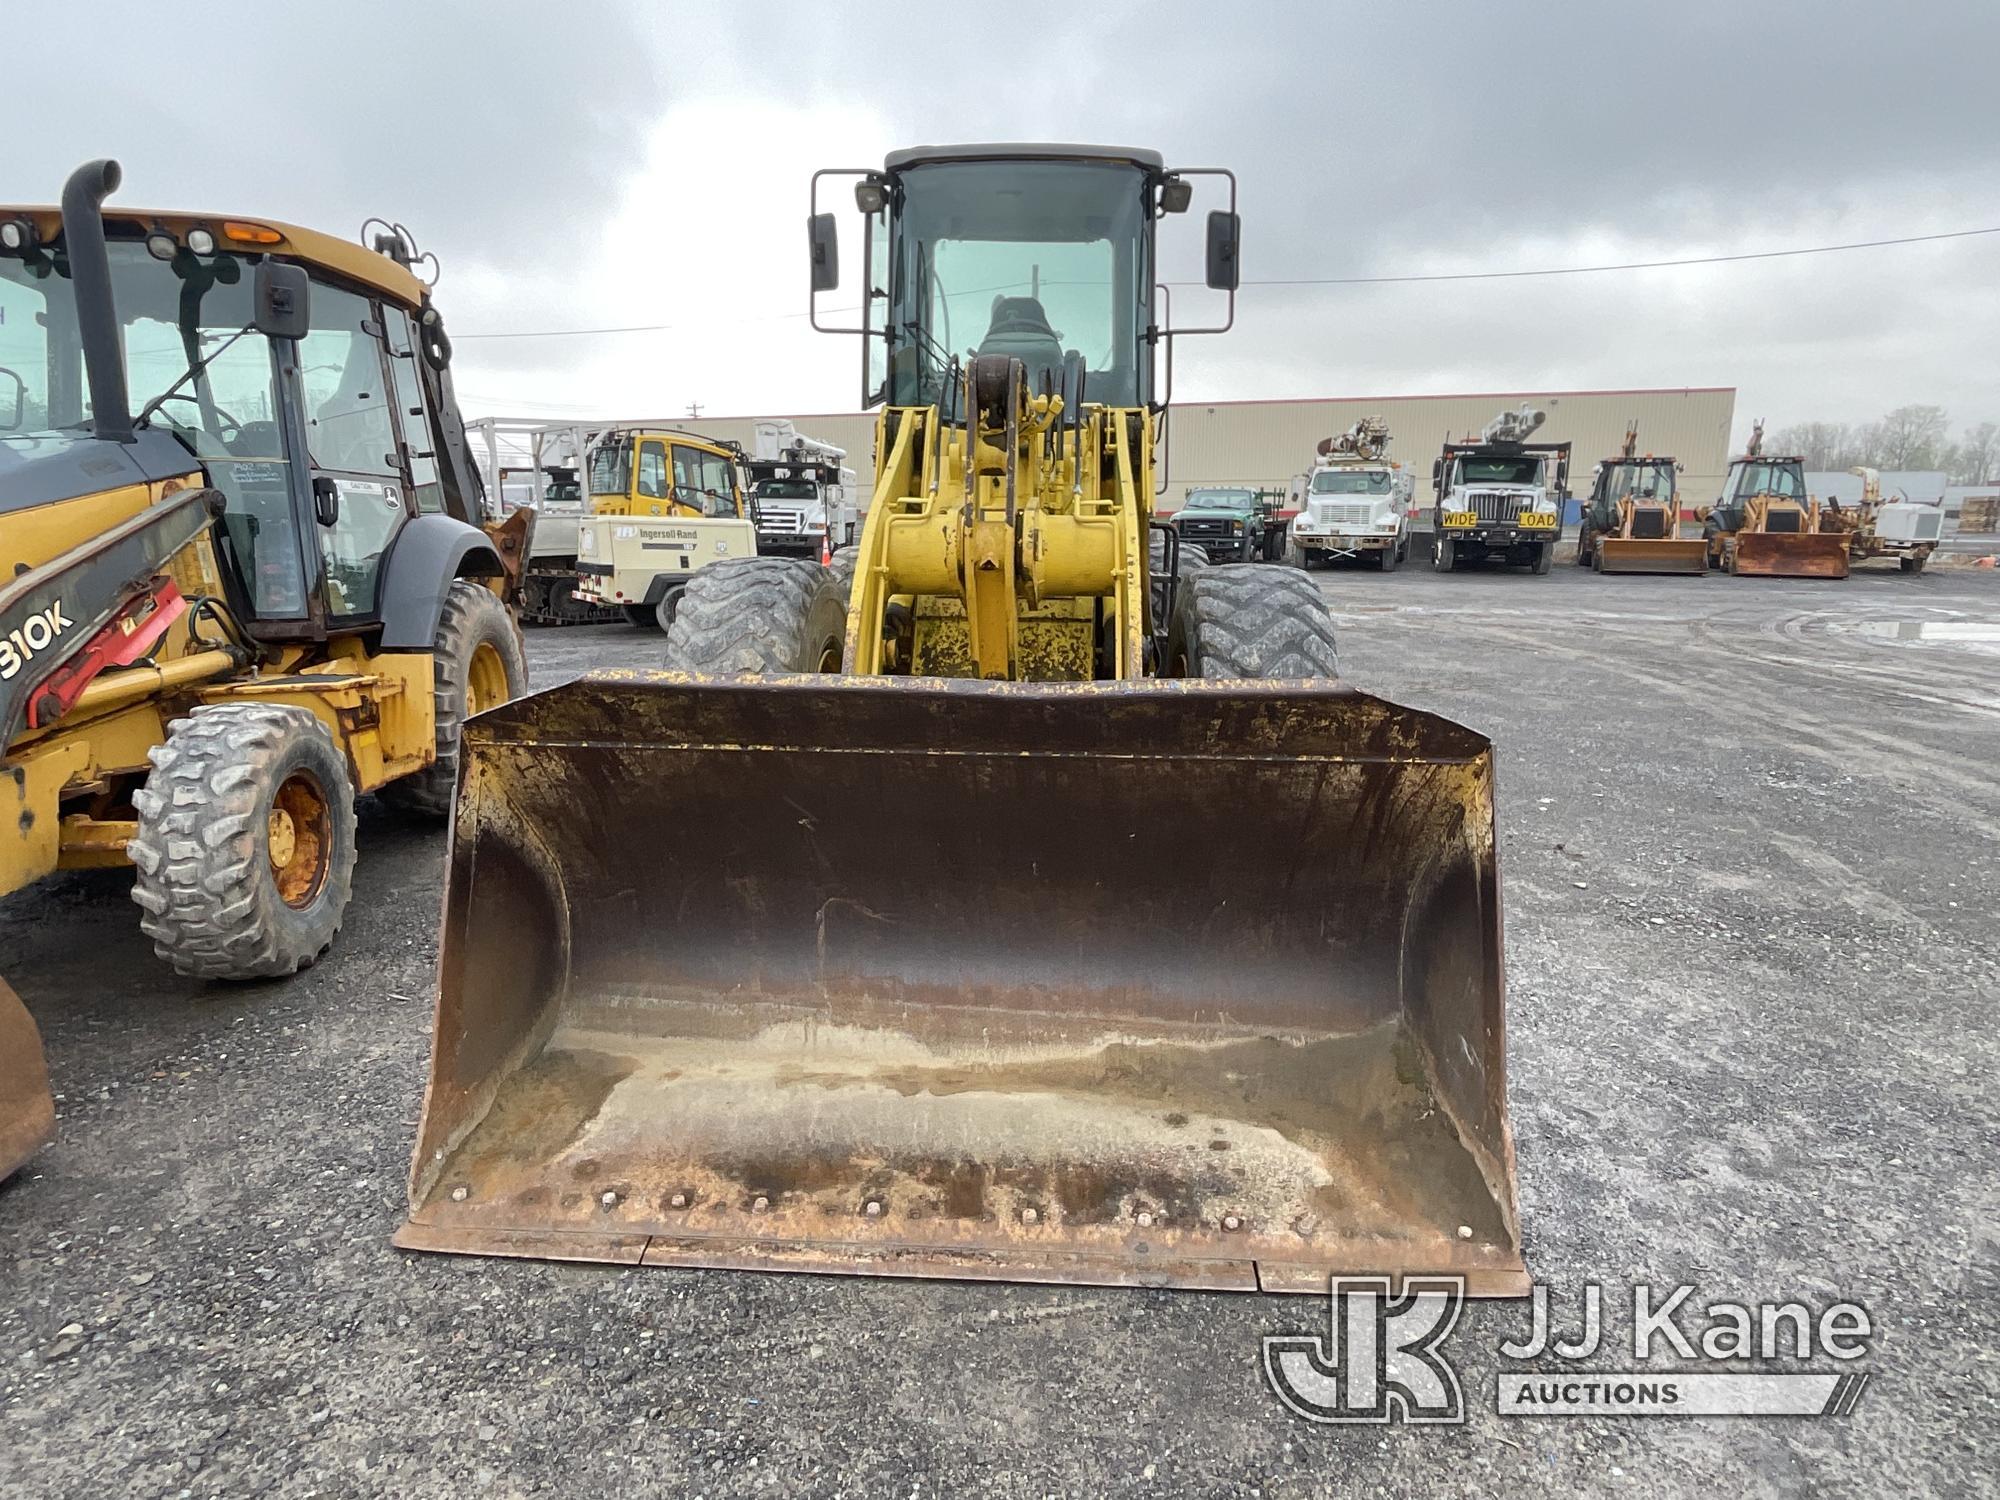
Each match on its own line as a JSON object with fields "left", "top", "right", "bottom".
{"left": 885, "top": 160, "right": 1152, "bottom": 410}
{"left": 0, "top": 240, "right": 313, "bottom": 617}
{"left": 1607, "top": 464, "right": 1675, "bottom": 502}
{"left": 1734, "top": 462, "right": 1803, "bottom": 499}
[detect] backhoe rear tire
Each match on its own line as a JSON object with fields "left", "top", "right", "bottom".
{"left": 662, "top": 557, "right": 846, "bottom": 674}
{"left": 129, "top": 704, "right": 358, "bottom": 980}
{"left": 1171, "top": 565, "right": 1340, "bottom": 679}
{"left": 378, "top": 581, "right": 529, "bottom": 819}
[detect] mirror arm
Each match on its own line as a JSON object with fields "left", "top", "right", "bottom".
{"left": 1161, "top": 167, "right": 1238, "bottom": 337}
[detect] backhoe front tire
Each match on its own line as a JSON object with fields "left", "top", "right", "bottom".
{"left": 129, "top": 705, "right": 358, "bottom": 980}
{"left": 662, "top": 557, "right": 846, "bottom": 674}
{"left": 378, "top": 581, "right": 528, "bottom": 819}
{"left": 1171, "top": 565, "right": 1340, "bottom": 679}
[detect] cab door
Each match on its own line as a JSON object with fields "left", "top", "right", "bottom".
{"left": 293, "top": 282, "right": 412, "bottom": 621}
{"left": 634, "top": 438, "right": 673, "bottom": 517}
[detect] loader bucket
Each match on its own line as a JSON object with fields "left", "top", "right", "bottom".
{"left": 0, "top": 978, "right": 55, "bottom": 1184}
{"left": 1596, "top": 537, "right": 1708, "bottom": 576}
{"left": 397, "top": 674, "right": 1526, "bottom": 1296}
{"left": 1731, "top": 532, "right": 1850, "bottom": 578}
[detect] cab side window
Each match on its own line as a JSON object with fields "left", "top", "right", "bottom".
{"left": 671, "top": 445, "right": 703, "bottom": 508}
{"left": 298, "top": 287, "right": 398, "bottom": 478}
{"left": 381, "top": 308, "right": 443, "bottom": 513}
{"left": 637, "top": 441, "right": 670, "bottom": 500}
{"left": 698, "top": 452, "right": 739, "bottom": 516}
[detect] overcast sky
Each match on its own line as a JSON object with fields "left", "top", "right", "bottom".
{"left": 10, "top": 1, "right": 1996, "bottom": 444}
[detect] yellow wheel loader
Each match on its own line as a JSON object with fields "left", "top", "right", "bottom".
{"left": 399, "top": 145, "right": 1525, "bottom": 1296}
{"left": 0, "top": 161, "right": 529, "bottom": 1175}
{"left": 1700, "top": 421, "right": 1849, "bottom": 579}
{"left": 1576, "top": 423, "right": 1706, "bottom": 575}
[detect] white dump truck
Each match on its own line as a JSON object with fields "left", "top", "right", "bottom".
{"left": 745, "top": 420, "right": 860, "bottom": 559}
{"left": 1288, "top": 418, "right": 1415, "bottom": 570}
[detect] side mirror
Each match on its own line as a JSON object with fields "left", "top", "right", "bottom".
{"left": 254, "top": 261, "right": 310, "bottom": 339}
{"left": 1431, "top": 459, "right": 1443, "bottom": 486}
{"left": 313, "top": 474, "right": 340, "bottom": 527}
{"left": 1204, "top": 210, "right": 1240, "bottom": 292}
{"left": 808, "top": 212, "right": 839, "bottom": 292}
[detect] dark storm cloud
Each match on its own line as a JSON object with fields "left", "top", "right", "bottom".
{"left": 7, "top": 0, "right": 1994, "bottom": 424}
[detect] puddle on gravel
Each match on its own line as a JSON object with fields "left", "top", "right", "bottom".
{"left": 1851, "top": 620, "right": 2000, "bottom": 642}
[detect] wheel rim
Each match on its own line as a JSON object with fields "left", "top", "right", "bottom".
{"left": 268, "top": 772, "right": 332, "bottom": 909}
{"left": 466, "top": 641, "right": 509, "bottom": 716}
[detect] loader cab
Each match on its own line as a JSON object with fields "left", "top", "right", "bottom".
{"left": 0, "top": 212, "right": 478, "bottom": 639}
{"left": 810, "top": 144, "right": 1239, "bottom": 417}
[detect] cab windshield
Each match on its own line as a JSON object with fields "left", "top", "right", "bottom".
{"left": 1456, "top": 455, "right": 1544, "bottom": 486}
{"left": 882, "top": 159, "right": 1153, "bottom": 410}
{"left": 1185, "top": 489, "right": 1254, "bottom": 511}
{"left": 1, "top": 239, "right": 313, "bottom": 612}
{"left": 755, "top": 479, "right": 818, "bottom": 500}
{"left": 1733, "top": 461, "right": 1803, "bottom": 499}
{"left": 1606, "top": 463, "right": 1675, "bottom": 502}
{"left": 1313, "top": 470, "right": 1391, "bottom": 495}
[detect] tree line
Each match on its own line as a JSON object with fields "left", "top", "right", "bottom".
{"left": 1766, "top": 407, "right": 1998, "bottom": 484}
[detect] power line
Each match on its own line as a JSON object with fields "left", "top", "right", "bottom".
{"left": 1241, "top": 225, "right": 2000, "bottom": 287}
{"left": 449, "top": 224, "right": 2000, "bottom": 341}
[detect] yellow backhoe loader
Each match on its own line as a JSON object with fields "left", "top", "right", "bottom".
{"left": 1576, "top": 423, "right": 1705, "bottom": 575}
{"left": 1700, "top": 421, "right": 1849, "bottom": 578}
{"left": 1, "top": 161, "right": 529, "bottom": 1178}
{"left": 398, "top": 145, "right": 1525, "bottom": 1296}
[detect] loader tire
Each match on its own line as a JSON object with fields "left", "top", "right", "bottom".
{"left": 129, "top": 705, "right": 358, "bottom": 980}
{"left": 662, "top": 557, "right": 846, "bottom": 674}
{"left": 378, "top": 582, "right": 528, "bottom": 819}
{"left": 1171, "top": 565, "right": 1339, "bottom": 680}
{"left": 828, "top": 545, "right": 862, "bottom": 600}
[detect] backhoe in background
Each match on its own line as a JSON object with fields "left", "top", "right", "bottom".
{"left": 399, "top": 144, "right": 1525, "bottom": 1297}
{"left": 1700, "top": 421, "right": 1849, "bottom": 578}
{"left": 1576, "top": 423, "right": 1706, "bottom": 574}
{"left": 1, "top": 161, "right": 529, "bottom": 1177}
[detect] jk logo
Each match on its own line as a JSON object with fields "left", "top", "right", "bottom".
{"left": 1263, "top": 1276, "right": 1467, "bottom": 1424}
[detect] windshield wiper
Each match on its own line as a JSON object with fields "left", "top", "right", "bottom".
{"left": 132, "top": 325, "right": 254, "bottom": 431}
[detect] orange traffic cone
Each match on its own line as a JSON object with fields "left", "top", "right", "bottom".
{"left": 820, "top": 532, "right": 833, "bottom": 566}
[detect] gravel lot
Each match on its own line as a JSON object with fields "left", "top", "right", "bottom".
{"left": 4, "top": 559, "right": 1996, "bottom": 1498}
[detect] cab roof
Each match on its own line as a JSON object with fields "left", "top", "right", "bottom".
{"left": 0, "top": 204, "right": 428, "bottom": 306}
{"left": 884, "top": 143, "right": 1165, "bottom": 174}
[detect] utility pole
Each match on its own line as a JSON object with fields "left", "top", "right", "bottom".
{"left": 686, "top": 401, "right": 704, "bottom": 418}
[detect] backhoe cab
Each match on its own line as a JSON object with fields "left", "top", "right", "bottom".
{"left": 402, "top": 146, "right": 1526, "bottom": 1300}
{"left": 1576, "top": 424, "right": 1705, "bottom": 574}
{"left": 1700, "top": 420, "right": 1849, "bottom": 578}
{"left": 1, "top": 160, "right": 530, "bottom": 1175}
